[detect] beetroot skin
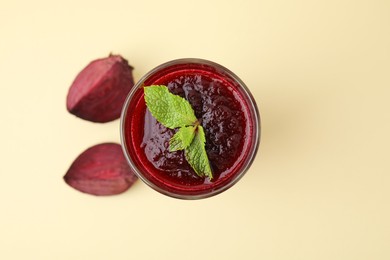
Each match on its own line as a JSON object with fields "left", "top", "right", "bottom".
{"left": 66, "top": 54, "right": 134, "bottom": 123}
{"left": 64, "top": 143, "right": 137, "bottom": 196}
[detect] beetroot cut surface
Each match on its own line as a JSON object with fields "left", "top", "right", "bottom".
{"left": 64, "top": 143, "right": 137, "bottom": 196}
{"left": 66, "top": 54, "right": 134, "bottom": 123}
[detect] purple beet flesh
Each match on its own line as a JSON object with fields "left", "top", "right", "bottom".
{"left": 64, "top": 143, "right": 137, "bottom": 196}
{"left": 66, "top": 54, "right": 134, "bottom": 123}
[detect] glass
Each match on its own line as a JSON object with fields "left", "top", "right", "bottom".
{"left": 120, "top": 58, "right": 260, "bottom": 199}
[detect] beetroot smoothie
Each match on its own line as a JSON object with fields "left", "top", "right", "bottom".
{"left": 121, "top": 59, "right": 260, "bottom": 199}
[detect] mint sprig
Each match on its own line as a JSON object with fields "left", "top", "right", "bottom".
{"left": 144, "top": 85, "right": 213, "bottom": 179}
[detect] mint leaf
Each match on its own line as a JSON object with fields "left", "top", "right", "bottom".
{"left": 144, "top": 85, "right": 197, "bottom": 129}
{"left": 169, "top": 125, "right": 196, "bottom": 152}
{"left": 144, "top": 85, "right": 213, "bottom": 179}
{"left": 184, "top": 126, "right": 213, "bottom": 179}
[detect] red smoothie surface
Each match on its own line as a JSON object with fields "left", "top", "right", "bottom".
{"left": 123, "top": 62, "right": 256, "bottom": 197}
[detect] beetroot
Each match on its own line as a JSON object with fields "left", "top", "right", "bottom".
{"left": 64, "top": 143, "right": 137, "bottom": 196}
{"left": 66, "top": 54, "right": 134, "bottom": 123}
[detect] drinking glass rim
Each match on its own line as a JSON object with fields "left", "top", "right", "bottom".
{"left": 120, "top": 58, "right": 260, "bottom": 199}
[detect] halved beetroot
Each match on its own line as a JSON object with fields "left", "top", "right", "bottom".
{"left": 66, "top": 54, "right": 134, "bottom": 123}
{"left": 64, "top": 143, "right": 137, "bottom": 196}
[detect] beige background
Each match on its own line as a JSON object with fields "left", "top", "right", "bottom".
{"left": 1, "top": 0, "right": 389, "bottom": 259}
